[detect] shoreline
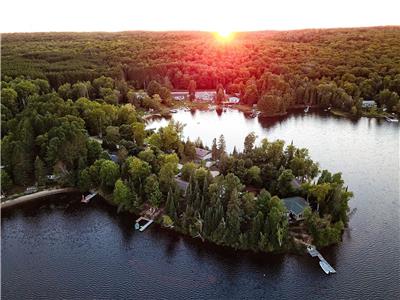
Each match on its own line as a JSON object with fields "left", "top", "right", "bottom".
{"left": 0, "top": 187, "right": 79, "bottom": 210}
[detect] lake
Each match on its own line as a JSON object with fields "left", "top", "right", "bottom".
{"left": 2, "top": 109, "right": 399, "bottom": 299}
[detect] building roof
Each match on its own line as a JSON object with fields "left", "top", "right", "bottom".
{"left": 228, "top": 96, "right": 240, "bottom": 103}
{"left": 175, "top": 178, "right": 189, "bottom": 191}
{"left": 362, "top": 100, "right": 377, "bottom": 106}
{"left": 109, "top": 154, "right": 118, "bottom": 163}
{"left": 291, "top": 178, "right": 302, "bottom": 189}
{"left": 195, "top": 147, "right": 211, "bottom": 158}
{"left": 210, "top": 170, "right": 220, "bottom": 178}
{"left": 205, "top": 161, "right": 215, "bottom": 168}
{"left": 171, "top": 91, "right": 189, "bottom": 96}
{"left": 282, "top": 196, "right": 309, "bottom": 216}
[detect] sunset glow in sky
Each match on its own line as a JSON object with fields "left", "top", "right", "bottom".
{"left": 1, "top": 0, "right": 399, "bottom": 33}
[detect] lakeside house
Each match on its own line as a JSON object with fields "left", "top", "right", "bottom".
{"left": 227, "top": 96, "right": 240, "bottom": 104}
{"left": 195, "top": 91, "right": 216, "bottom": 102}
{"left": 291, "top": 178, "right": 302, "bottom": 190}
{"left": 210, "top": 170, "right": 220, "bottom": 178}
{"left": 171, "top": 90, "right": 241, "bottom": 104}
{"left": 174, "top": 177, "right": 189, "bottom": 196}
{"left": 362, "top": 100, "right": 377, "bottom": 108}
{"left": 282, "top": 196, "right": 309, "bottom": 221}
{"left": 133, "top": 91, "right": 148, "bottom": 100}
{"left": 195, "top": 147, "right": 212, "bottom": 161}
{"left": 171, "top": 91, "right": 189, "bottom": 101}
{"left": 171, "top": 90, "right": 216, "bottom": 102}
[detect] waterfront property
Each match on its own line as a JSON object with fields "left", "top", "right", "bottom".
{"left": 226, "top": 96, "right": 240, "bottom": 104}
{"left": 362, "top": 100, "right": 377, "bottom": 108}
{"left": 174, "top": 177, "right": 189, "bottom": 196}
{"left": 291, "top": 178, "right": 302, "bottom": 190}
{"left": 195, "top": 147, "right": 212, "bottom": 161}
{"left": 282, "top": 196, "right": 309, "bottom": 221}
{"left": 171, "top": 91, "right": 189, "bottom": 101}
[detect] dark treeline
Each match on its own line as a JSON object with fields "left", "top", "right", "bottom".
{"left": 2, "top": 28, "right": 400, "bottom": 116}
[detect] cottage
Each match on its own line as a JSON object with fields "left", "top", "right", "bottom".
{"left": 227, "top": 96, "right": 240, "bottom": 104}
{"left": 46, "top": 174, "right": 60, "bottom": 181}
{"left": 133, "top": 91, "right": 147, "bottom": 100}
{"left": 174, "top": 178, "right": 189, "bottom": 196}
{"left": 195, "top": 147, "right": 212, "bottom": 161}
{"left": 195, "top": 91, "right": 216, "bottom": 102}
{"left": 282, "top": 196, "right": 309, "bottom": 221}
{"left": 24, "top": 186, "right": 38, "bottom": 195}
{"left": 205, "top": 161, "right": 215, "bottom": 168}
{"left": 109, "top": 154, "right": 119, "bottom": 163}
{"left": 210, "top": 170, "right": 220, "bottom": 178}
{"left": 291, "top": 178, "right": 302, "bottom": 190}
{"left": 362, "top": 100, "right": 377, "bottom": 108}
{"left": 171, "top": 91, "right": 189, "bottom": 101}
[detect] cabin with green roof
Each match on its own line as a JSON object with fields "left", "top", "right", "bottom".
{"left": 282, "top": 196, "right": 309, "bottom": 221}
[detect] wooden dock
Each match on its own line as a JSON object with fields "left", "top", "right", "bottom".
{"left": 307, "top": 245, "right": 336, "bottom": 274}
{"left": 135, "top": 216, "right": 154, "bottom": 232}
{"left": 81, "top": 191, "right": 97, "bottom": 203}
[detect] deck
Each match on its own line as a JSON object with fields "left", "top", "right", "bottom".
{"left": 307, "top": 245, "right": 336, "bottom": 274}
{"left": 81, "top": 191, "right": 97, "bottom": 203}
{"left": 135, "top": 216, "right": 154, "bottom": 232}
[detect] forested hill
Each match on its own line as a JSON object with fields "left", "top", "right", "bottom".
{"left": 2, "top": 27, "right": 399, "bottom": 88}
{"left": 2, "top": 27, "right": 400, "bottom": 115}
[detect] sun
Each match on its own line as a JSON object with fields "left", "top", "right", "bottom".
{"left": 218, "top": 29, "right": 232, "bottom": 38}
{"left": 214, "top": 30, "right": 234, "bottom": 42}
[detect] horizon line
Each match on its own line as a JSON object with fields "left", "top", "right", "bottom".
{"left": 2, "top": 25, "right": 399, "bottom": 35}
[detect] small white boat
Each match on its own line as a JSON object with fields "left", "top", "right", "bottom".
{"left": 304, "top": 106, "right": 310, "bottom": 113}
{"left": 169, "top": 109, "right": 178, "bottom": 113}
{"left": 385, "top": 116, "right": 399, "bottom": 122}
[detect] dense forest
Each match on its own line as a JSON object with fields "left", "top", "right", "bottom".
{"left": 1, "top": 73, "right": 352, "bottom": 251}
{"left": 2, "top": 27, "right": 400, "bottom": 116}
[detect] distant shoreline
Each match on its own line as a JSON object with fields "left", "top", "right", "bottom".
{"left": 0, "top": 188, "right": 79, "bottom": 210}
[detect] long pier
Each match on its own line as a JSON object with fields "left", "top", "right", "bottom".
{"left": 307, "top": 245, "right": 336, "bottom": 274}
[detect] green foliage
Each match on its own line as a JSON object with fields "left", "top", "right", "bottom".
{"left": 276, "top": 169, "right": 295, "bottom": 197}
{"left": 144, "top": 174, "right": 162, "bottom": 207}
{"left": 125, "top": 156, "right": 151, "bottom": 197}
{"left": 181, "top": 162, "right": 197, "bottom": 181}
{"left": 34, "top": 156, "right": 46, "bottom": 186}
{"left": 1, "top": 170, "right": 13, "bottom": 193}
{"left": 99, "top": 160, "right": 120, "bottom": 192}
{"left": 113, "top": 179, "right": 138, "bottom": 211}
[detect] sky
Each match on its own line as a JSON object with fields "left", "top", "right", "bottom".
{"left": 1, "top": 0, "right": 399, "bottom": 33}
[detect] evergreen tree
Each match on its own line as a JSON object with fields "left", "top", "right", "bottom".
{"left": 211, "top": 138, "right": 218, "bottom": 160}
{"left": 218, "top": 135, "right": 226, "bottom": 158}
{"left": 251, "top": 211, "right": 264, "bottom": 248}
{"left": 225, "top": 188, "right": 242, "bottom": 246}
{"left": 34, "top": 156, "right": 46, "bottom": 186}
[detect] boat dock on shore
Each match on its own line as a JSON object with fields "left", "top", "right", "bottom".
{"left": 81, "top": 191, "right": 97, "bottom": 203}
{"left": 135, "top": 216, "right": 154, "bottom": 232}
{"left": 307, "top": 245, "right": 336, "bottom": 274}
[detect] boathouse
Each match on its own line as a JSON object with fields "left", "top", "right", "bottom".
{"left": 282, "top": 196, "right": 309, "bottom": 221}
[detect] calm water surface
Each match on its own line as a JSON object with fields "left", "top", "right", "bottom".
{"left": 2, "top": 109, "right": 399, "bottom": 299}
